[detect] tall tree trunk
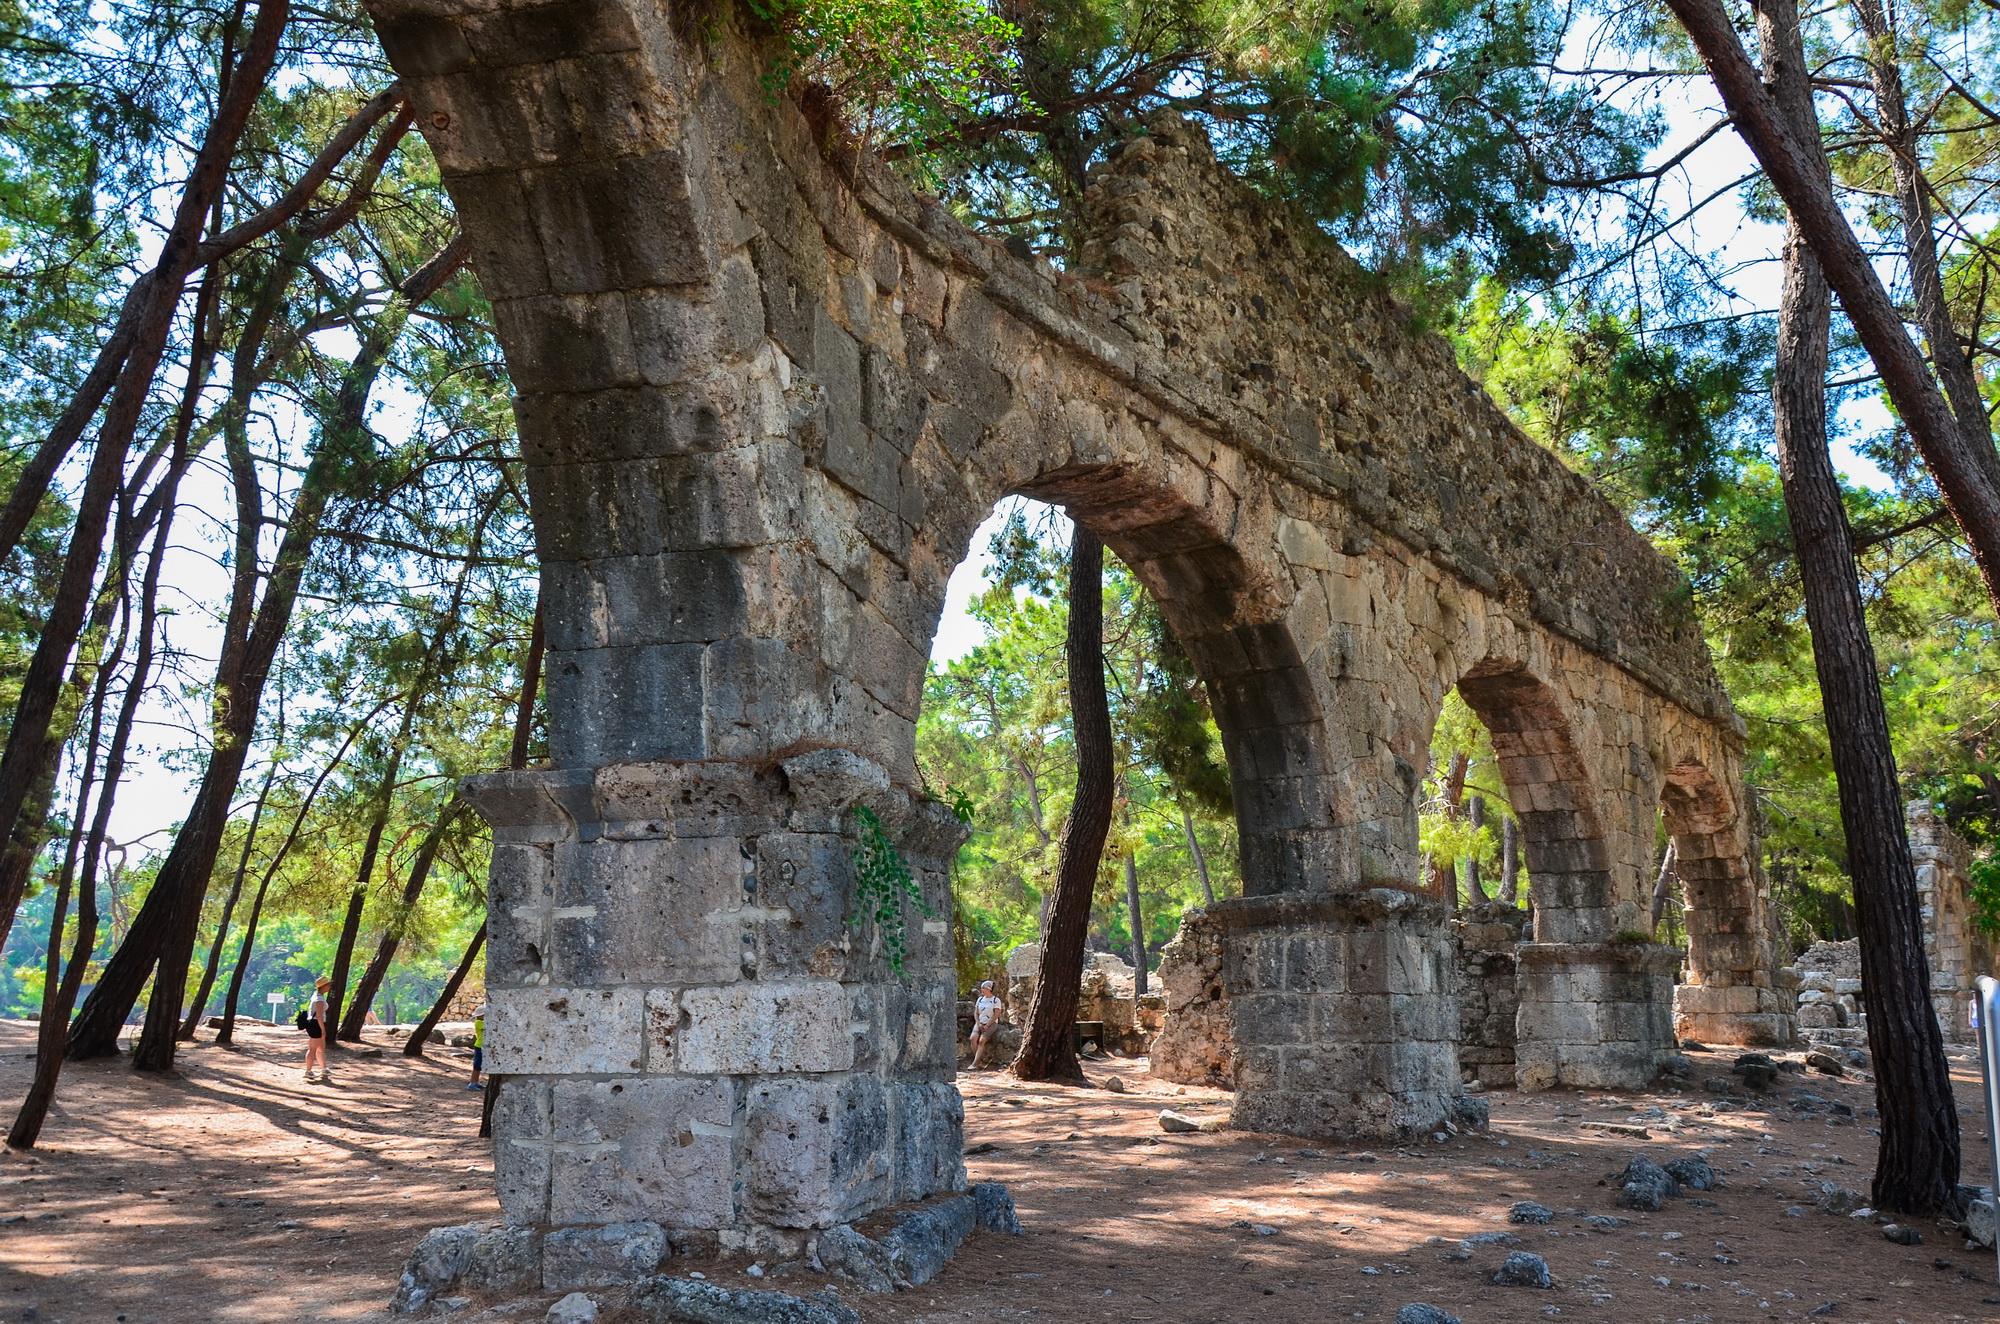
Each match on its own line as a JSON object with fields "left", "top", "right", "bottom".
{"left": 1759, "top": 0, "right": 1958, "bottom": 1216}
{"left": 1465, "top": 795, "right": 1487, "bottom": 902}
{"left": 341, "top": 798, "right": 465, "bottom": 1037}
{"left": 1181, "top": 805, "right": 1214, "bottom": 905}
{"left": 8, "top": 471, "right": 177, "bottom": 1147}
{"left": 403, "top": 924, "right": 485, "bottom": 1060}
{"left": 509, "top": 602, "right": 543, "bottom": 769}
{"left": 0, "top": 0, "right": 289, "bottom": 944}
{"left": 1013, "top": 528, "right": 1112, "bottom": 1085}
{"left": 1427, "top": 752, "right": 1470, "bottom": 906}
{"left": 1650, "top": 840, "right": 1679, "bottom": 934}
{"left": 1122, "top": 849, "right": 1146, "bottom": 996}
{"left": 1664, "top": 0, "right": 2000, "bottom": 617}
{"left": 1500, "top": 815, "right": 1520, "bottom": 906}
{"left": 177, "top": 759, "right": 278, "bottom": 1037}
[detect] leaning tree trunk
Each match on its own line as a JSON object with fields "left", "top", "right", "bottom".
{"left": 1664, "top": 0, "right": 2000, "bottom": 619}
{"left": 1760, "top": 0, "right": 1958, "bottom": 1214}
{"left": 1465, "top": 796, "right": 1487, "bottom": 902}
{"left": 1013, "top": 528, "right": 1113, "bottom": 1085}
{"left": 1500, "top": 816, "right": 1520, "bottom": 906}
{"left": 179, "top": 759, "right": 278, "bottom": 1037}
{"left": 341, "top": 798, "right": 465, "bottom": 1037}
{"left": 404, "top": 924, "right": 485, "bottom": 1059}
{"left": 0, "top": 0, "right": 291, "bottom": 948}
{"left": 1180, "top": 806, "right": 1215, "bottom": 906}
{"left": 8, "top": 473, "right": 177, "bottom": 1147}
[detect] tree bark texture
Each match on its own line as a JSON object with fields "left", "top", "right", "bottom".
{"left": 0, "top": 0, "right": 290, "bottom": 942}
{"left": 341, "top": 798, "right": 465, "bottom": 1038}
{"left": 403, "top": 924, "right": 485, "bottom": 1059}
{"left": 1664, "top": 0, "right": 2000, "bottom": 617}
{"left": 1013, "top": 528, "right": 1112, "bottom": 1085}
{"left": 1181, "top": 805, "right": 1215, "bottom": 905}
{"left": 1755, "top": 0, "right": 1960, "bottom": 1215}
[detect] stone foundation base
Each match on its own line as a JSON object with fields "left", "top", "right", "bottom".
{"left": 1516, "top": 942, "right": 1678, "bottom": 1090}
{"left": 390, "top": 1185, "right": 1023, "bottom": 1312}
{"left": 1673, "top": 980, "right": 1795, "bottom": 1048}
{"left": 1209, "top": 889, "right": 1470, "bottom": 1140}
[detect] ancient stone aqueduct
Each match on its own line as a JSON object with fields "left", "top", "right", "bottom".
{"left": 361, "top": 0, "right": 1794, "bottom": 1259}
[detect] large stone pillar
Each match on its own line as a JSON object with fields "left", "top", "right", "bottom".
{"left": 1515, "top": 942, "right": 1680, "bottom": 1090}
{"left": 1211, "top": 890, "right": 1465, "bottom": 1141}
{"left": 1667, "top": 769, "right": 1794, "bottom": 1047}
{"left": 468, "top": 750, "right": 966, "bottom": 1260}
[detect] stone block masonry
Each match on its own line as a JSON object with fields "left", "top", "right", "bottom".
{"left": 466, "top": 751, "right": 967, "bottom": 1257}
{"left": 361, "top": 0, "right": 1785, "bottom": 1250}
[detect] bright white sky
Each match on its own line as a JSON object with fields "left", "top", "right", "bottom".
{"left": 96, "top": 49, "right": 1911, "bottom": 850}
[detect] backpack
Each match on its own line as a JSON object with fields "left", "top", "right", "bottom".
{"left": 295, "top": 1007, "right": 314, "bottom": 1033}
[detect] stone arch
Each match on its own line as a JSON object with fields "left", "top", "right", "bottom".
{"left": 1665, "top": 760, "right": 1793, "bottom": 1046}
{"left": 1453, "top": 660, "right": 1613, "bottom": 943}
{"left": 362, "top": 0, "right": 1763, "bottom": 1259}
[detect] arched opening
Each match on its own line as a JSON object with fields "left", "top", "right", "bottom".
{"left": 1453, "top": 661, "right": 1615, "bottom": 943}
{"left": 1664, "top": 762, "right": 1793, "bottom": 1047}
{"left": 918, "top": 496, "right": 1244, "bottom": 1066}
{"left": 1427, "top": 658, "right": 1677, "bottom": 1089}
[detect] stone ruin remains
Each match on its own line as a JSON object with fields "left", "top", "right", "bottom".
{"left": 1787, "top": 805, "right": 1994, "bottom": 1049}
{"left": 362, "top": 0, "right": 1795, "bottom": 1283}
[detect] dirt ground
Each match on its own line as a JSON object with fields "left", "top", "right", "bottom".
{"left": 1, "top": 1016, "right": 1997, "bottom": 1324}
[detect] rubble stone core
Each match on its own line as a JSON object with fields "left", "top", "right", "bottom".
{"left": 361, "top": 1, "right": 1785, "bottom": 1249}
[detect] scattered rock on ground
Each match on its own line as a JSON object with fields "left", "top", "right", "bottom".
{"left": 1395, "top": 1306, "right": 1461, "bottom": 1324}
{"left": 630, "top": 1277, "right": 860, "bottom": 1324}
{"left": 1663, "top": 1157, "right": 1716, "bottom": 1192}
{"left": 1815, "top": 1183, "right": 1866, "bottom": 1215}
{"left": 1492, "top": 1251, "right": 1552, "bottom": 1288}
{"left": 1615, "top": 1157, "right": 1680, "bottom": 1211}
{"left": 1883, "top": 1224, "right": 1923, "bottom": 1246}
{"left": 1805, "top": 1050, "right": 1847, "bottom": 1076}
{"left": 1509, "top": 1201, "right": 1554, "bottom": 1225}
{"left": 547, "top": 1293, "right": 597, "bottom": 1324}
{"left": 1099, "top": 1076, "right": 1126, "bottom": 1093}
{"left": 1158, "top": 1110, "right": 1201, "bottom": 1134}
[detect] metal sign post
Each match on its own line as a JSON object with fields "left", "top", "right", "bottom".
{"left": 267, "top": 990, "right": 286, "bottom": 1025}
{"left": 1975, "top": 976, "right": 2000, "bottom": 1284}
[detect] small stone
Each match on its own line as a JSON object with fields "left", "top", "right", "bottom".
{"left": 1681, "top": 1039, "right": 1710, "bottom": 1051}
{"left": 1784, "top": 1206, "right": 1806, "bottom": 1218}
{"left": 747, "top": 1263, "right": 765, "bottom": 1278}
{"left": 1510, "top": 1201, "right": 1555, "bottom": 1225}
{"left": 630, "top": 1277, "right": 861, "bottom": 1324}
{"left": 1361, "top": 1266, "right": 1381, "bottom": 1276}
{"left": 1394, "top": 1306, "right": 1461, "bottom": 1324}
{"left": 1158, "top": 1110, "right": 1201, "bottom": 1134}
{"left": 1493, "top": 1252, "right": 1552, "bottom": 1288}
{"left": 547, "top": 1292, "right": 597, "bottom": 1324}
{"left": 1814, "top": 1183, "right": 1866, "bottom": 1215}
{"left": 1099, "top": 1076, "right": 1127, "bottom": 1094}
{"left": 1702, "top": 1077, "right": 1737, "bottom": 1095}
{"left": 1883, "top": 1224, "right": 1923, "bottom": 1245}
{"left": 1663, "top": 1157, "right": 1717, "bottom": 1192}
{"left": 1616, "top": 1157, "right": 1680, "bottom": 1211}
{"left": 1251, "top": 1224, "right": 1278, "bottom": 1237}
{"left": 1805, "top": 1050, "right": 1847, "bottom": 1076}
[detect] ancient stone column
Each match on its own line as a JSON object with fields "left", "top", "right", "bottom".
{"left": 468, "top": 751, "right": 966, "bottom": 1264}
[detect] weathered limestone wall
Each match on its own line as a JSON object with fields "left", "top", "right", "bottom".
{"left": 1792, "top": 806, "right": 1993, "bottom": 1048}
{"left": 468, "top": 750, "right": 965, "bottom": 1259}
{"left": 1909, "top": 805, "right": 1995, "bottom": 1042}
{"left": 358, "top": 0, "right": 1778, "bottom": 1246}
{"left": 1150, "top": 910, "right": 1233, "bottom": 1088}
{"left": 1454, "top": 901, "right": 1529, "bottom": 1088}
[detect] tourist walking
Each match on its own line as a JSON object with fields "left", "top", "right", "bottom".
{"left": 968, "top": 980, "right": 1004, "bottom": 1069}
{"left": 302, "top": 976, "right": 331, "bottom": 1084}
{"left": 467, "top": 1004, "right": 486, "bottom": 1090}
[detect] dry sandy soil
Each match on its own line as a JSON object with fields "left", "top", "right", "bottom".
{"left": 1, "top": 1016, "right": 1996, "bottom": 1324}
